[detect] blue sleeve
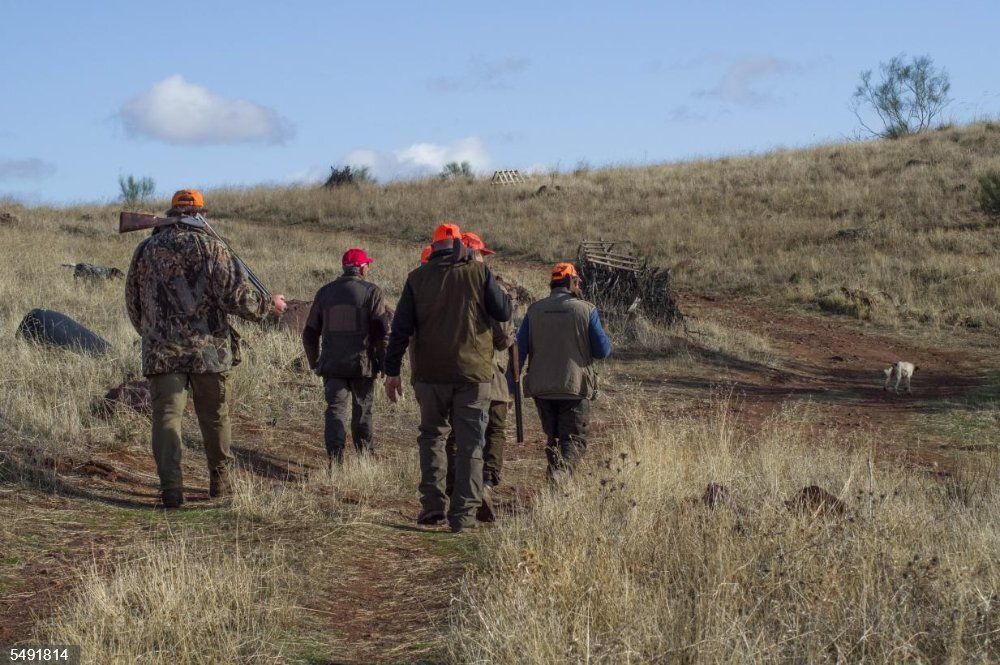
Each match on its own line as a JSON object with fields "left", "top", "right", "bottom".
{"left": 516, "top": 317, "right": 530, "bottom": 367}
{"left": 588, "top": 309, "right": 612, "bottom": 359}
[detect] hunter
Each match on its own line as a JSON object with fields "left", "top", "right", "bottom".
{"left": 302, "top": 248, "right": 392, "bottom": 466}
{"left": 517, "top": 262, "right": 612, "bottom": 481}
{"left": 125, "top": 189, "right": 287, "bottom": 508}
{"left": 445, "top": 232, "right": 514, "bottom": 518}
{"left": 384, "top": 222, "right": 512, "bottom": 533}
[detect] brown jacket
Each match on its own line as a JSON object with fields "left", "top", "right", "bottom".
{"left": 302, "top": 272, "right": 392, "bottom": 378}
{"left": 125, "top": 219, "right": 272, "bottom": 376}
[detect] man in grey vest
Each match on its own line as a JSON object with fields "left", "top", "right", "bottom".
{"left": 303, "top": 248, "right": 392, "bottom": 466}
{"left": 384, "top": 222, "right": 512, "bottom": 533}
{"left": 517, "top": 262, "right": 612, "bottom": 481}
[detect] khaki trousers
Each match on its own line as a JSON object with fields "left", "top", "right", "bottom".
{"left": 149, "top": 372, "right": 232, "bottom": 493}
{"left": 414, "top": 382, "right": 489, "bottom": 529}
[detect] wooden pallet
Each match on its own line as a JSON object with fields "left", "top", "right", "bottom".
{"left": 578, "top": 240, "right": 645, "bottom": 273}
{"left": 491, "top": 169, "right": 527, "bottom": 185}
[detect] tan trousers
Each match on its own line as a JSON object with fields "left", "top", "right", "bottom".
{"left": 149, "top": 372, "right": 232, "bottom": 492}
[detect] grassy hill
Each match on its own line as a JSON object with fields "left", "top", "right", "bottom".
{"left": 213, "top": 120, "right": 1000, "bottom": 328}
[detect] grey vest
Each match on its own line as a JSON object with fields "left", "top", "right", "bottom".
{"left": 523, "top": 289, "right": 598, "bottom": 399}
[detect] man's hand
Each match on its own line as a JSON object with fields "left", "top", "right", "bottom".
{"left": 384, "top": 376, "right": 403, "bottom": 403}
{"left": 272, "top": 294, "right": 288, "bottom": 315}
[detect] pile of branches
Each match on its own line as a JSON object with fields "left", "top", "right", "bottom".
{"left": 577, "top": 241, "right": 683, "bottom": 328}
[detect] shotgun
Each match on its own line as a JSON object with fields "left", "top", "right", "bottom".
{"left": 119, "top": 212, "right": 271, "bottom": 298}
{"left": 509, "top": 340, "right": 525, "bottom": 444}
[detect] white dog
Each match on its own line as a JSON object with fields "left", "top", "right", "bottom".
{"left": 883, "top": 361, "right": 917, "bottom": 394}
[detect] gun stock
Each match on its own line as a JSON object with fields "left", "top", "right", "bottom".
{"left": 510, "top": 341, "right": 525, "bottom": 444}
{"left": 119, "top": 211, "right": 172, "bottom": 233}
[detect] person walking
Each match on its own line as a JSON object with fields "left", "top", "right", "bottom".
{"left": 303, "top": 248, "right": 392, "bottom": 466}
{"left": 383, "top": 222, "right": 512, "bottom": 533}
{"left": 517, "top": 262, "right": 611, "bottom": 481}
{"left": 125, "top": 189, "right": 287, "bottom": 508}
{"left": 445, "top": 233, "right": 514, "bottom": 513}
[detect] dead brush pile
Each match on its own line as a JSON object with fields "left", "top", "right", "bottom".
{"left": 450, "top": 403, "right": 1000, "bottom": 663}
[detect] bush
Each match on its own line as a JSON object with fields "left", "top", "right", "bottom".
{"left": 323, "top": 165, "right": 374, "bottom": 187}
{"left": 440, "top": 161, "right": 474, "bottom": 180}
{"left": 118, "top": 174, "right": 155, "bottom": 209}
{"left": 851, "top": 54, "right": 951, "bottom": 139}
{"left": 978, "top": 171, "right": 1000, "bottom": 217}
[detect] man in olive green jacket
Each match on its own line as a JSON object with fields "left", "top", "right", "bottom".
{"left": 517, "top": 262, "right": 612, "bottom": 480}
{"left": 383, "top": 223, "right": 512, "bottom": 532}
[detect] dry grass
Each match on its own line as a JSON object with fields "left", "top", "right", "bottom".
{"left": 450, "top": 401, "right": 1000, "bottom": 663}
{"left": 43, "top": 538, "right": 294, "bottom": 665}
{"left": 194, "top": 121, "right": 1000, "bottom": 328}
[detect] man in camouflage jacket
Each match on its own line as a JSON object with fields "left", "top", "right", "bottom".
{"left": 125, "top": 189, "right": 286, "bottom": 508}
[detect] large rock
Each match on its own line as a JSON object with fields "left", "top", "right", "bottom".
{"left": 16, "top": 309, "right": 110, "bottom": 354}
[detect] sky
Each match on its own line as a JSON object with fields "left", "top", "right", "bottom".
{"left": 1, "top": 0, "right": 997, "bottom": 204}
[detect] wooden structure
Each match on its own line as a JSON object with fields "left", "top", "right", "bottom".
{"left": 576, "top": 240, "right": 682, "bottom": 327}
{"left": 491, "top": 169, "right": 527, "bottom": 185}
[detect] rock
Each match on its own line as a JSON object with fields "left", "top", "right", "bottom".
{"left": 63, "top": 263, "right": 124, "bottom": 280}
{"left": 834, "top": 227, "right": 876, "bottom": 242}
{"left": 276, "top": 299, "right": 312, "bottom": 334}
{"left": 97, "top": 380, "right": 152, "bottom": 417}
{"left": 785, "top": 485, "right": 847, "bottom": 517}
{"left": 0, "top": 211, "right": 19, "bottom": 225}
{"left": 16, "top": 309, "right": 111, "bottom": 354}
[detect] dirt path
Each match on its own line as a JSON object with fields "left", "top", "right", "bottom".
{"left": 2, "top": 294, "right": 995, "bottom": 661}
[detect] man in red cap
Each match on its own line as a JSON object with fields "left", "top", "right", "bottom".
{"left": 303, "top": 248, "right": 393, "bottom": 466}
{"left": 384, "top": 222, "right": 512, "bottom": 533}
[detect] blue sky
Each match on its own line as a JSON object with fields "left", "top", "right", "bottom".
{"left": 1, "top": 0, "right": 997, "bottom": 203}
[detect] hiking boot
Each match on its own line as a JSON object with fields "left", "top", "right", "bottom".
{"left": 476, "top": 499, "right": 496, "bottom": 523}
{"left": 417, "top": 512, "right": 445, "bottom": 526}
{"left": 161, "top": 489, "right": 185, "bottom": 509}
{"left": 209, "top": 468, "right": 232, "bottom": 498}
{"left": 450, "top": 521, "right": 478, "bottom": 534}
{"left": 483, "top": 470, "right": 500, "bottom": 489}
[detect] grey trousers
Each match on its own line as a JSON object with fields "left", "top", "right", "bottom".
{"left": 323, "top": 377, "right": 375, "bottom": 461}
{"left": 413, "top": 382, "right": 489, "bottom": 529}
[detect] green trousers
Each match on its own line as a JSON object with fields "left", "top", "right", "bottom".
{"left": 413, "top": 381, "right": 489, "bottom": 529}
{"left": 446, "top": 400, "right": 508, "bottom": 493}
{"left": 149, "top": 372, "right": 232, "bottom": 493}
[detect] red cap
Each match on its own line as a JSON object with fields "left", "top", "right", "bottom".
{"left": 433, "top": 222, "right": 462, "bottom": 243}
{"left": 420, "top": 245, "right": 433, "bottom": 264}
{"left": 461, "top": 232, "right": 494, "bottom": 255}
{"left": 342, "top": 248, "right": 374, "bottom": 267}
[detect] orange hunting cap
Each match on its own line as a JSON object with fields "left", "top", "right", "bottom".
{"left": 432, "top": 221, "right": 462, "bottom": 243}
{"left": 171, "top": 189, "right": 204, "bottom": 209}
{"left": 461, "top": 232, "right": 494, "bottom": 255}
{"left": 420, "top": 245, "right": 433, "bottom": 264}
{"left": 551, "top": 262, "right": 578, "bottom": 281}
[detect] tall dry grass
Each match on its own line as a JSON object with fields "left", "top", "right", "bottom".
{"left": 450, "top": 401, "right": 1000, "bottom": 663}
{"left": 43, "top": 539, "right": 294, "bottom": 665}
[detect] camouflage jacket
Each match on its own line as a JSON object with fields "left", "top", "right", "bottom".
{"left": 125, "top": 219, "right": 272, "bottom": 376}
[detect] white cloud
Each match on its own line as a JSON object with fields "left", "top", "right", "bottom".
{"left": 119, "top": 75, "right": 294, "bottom": 145}
{"left": 697, "top": 56, "right": 803, "bottom": 107}
{"left": 344, "top": 137, "right": 490, "bottom": 180}
{"left": 0, "top": 158, "right": 56, "bottom": 181}
{"left": 427, "top": 57, "right": 530, "bottom": 92}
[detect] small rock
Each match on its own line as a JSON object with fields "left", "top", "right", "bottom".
{"left": 702, "top": 483, "right": 732, "bottom": 509}
{"left": 786, "top": 485, "right": 847, "bottom": 517}
{"left": 97, "top": 379, "right": 152, "bottom": 416}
